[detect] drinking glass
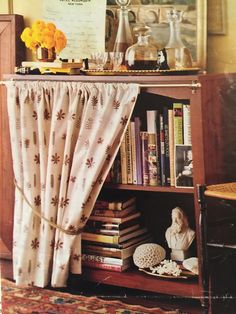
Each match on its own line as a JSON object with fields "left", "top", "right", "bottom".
{"left": 109, "top": 52, "right": 124, "bottom": 71}
{"left": 90, "top": 52, "right": 108, "bottom": 71}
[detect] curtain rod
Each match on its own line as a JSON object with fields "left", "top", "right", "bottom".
{"left": 0, "top": 80, "right": 201, "bottom": 90}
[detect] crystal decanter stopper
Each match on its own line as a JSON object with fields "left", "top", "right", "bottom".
{"left": 165, "top": 9, "right": 192, "bottom": 69}
{"left": 113, "top": 0, "right": 133, "bottom": 58}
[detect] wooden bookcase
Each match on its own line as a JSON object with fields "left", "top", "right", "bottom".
{"left": 3, "top": 73, "right": 236, "bottom": 310}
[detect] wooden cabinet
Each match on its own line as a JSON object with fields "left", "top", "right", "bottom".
{"left": 3, "top": 73, "right": 236, "bottom": 310}
{"left": 0, "top": 14, "right": 25, "bottom": 276}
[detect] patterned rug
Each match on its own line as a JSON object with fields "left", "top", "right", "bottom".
{"left": 1, "top": 278, "right": 180, "bottom": 314}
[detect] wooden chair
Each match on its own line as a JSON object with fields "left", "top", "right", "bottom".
{"left": 198, "top": 183, "right": 236, "bottom": 313}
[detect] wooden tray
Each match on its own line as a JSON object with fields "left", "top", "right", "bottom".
{"left": 80, "top": 68, "right": 200, "bottom": 76}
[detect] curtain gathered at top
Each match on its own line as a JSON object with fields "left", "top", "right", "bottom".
{"left": 6, "top": 80, "right": 139, "bottom": 287}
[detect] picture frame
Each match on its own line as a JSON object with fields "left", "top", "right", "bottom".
{"left": 175, "top": 145, "right": 193, "bottom": 188}
{"left": 207, "top": 0, "right": 226, "bottom": 35}
{"left": 106, "top": 0, "right": 207, "bottom": 69}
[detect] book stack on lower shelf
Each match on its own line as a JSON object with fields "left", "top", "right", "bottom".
{"left": 82, "top": 196, "right": 152, "bottom": 272}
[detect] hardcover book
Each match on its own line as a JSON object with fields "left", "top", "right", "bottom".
{"left": 82, "top": 238, "right": 150, "bottom": 259}
{"left": 175, "top": 144, "right": 193, "bottom": 187}
{"left": 82, "top": 253, "right": 131, "bottom": 266}
{"left": 94, "top": 196, "right": 136, "bottom": 211}
{"left": 88, "top": 211, "right": 141, "bottom": 224}
{"left": 84, "top": 223, "right": 140, "bottom": 236}
{"left": 134, "top": 117, "right": 143, "bottom": 185}
{"left": 173, "top": 103, "right": 184, "bottom": 145}
{"left": 82, "top": 227, "right": 148, "bottom": 245}
{"left": 140, "top": 131, "right": 149, "bottom": 186}
{"left": 91, "top": 204, "right": 136, "bottom": 218}
{"left": 82, "top": 232, "right": 152, "bottom": 249}
{"left": 82, "top": 260, "right": 130, "bottom": 272}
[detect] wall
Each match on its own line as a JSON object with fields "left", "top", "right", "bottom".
{"left": 1, "top": 0, "right": 236, "bottom": 73}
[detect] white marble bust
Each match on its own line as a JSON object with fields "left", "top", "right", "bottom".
{"left": 165, "top": 207, "right": 195, "bottom": 261}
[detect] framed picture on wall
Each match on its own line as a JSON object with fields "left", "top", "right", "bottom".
{"left": 106, "top": 0, "right": 207, "bottom": 69}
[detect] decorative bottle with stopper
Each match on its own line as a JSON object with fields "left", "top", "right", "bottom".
{"left": 125, "top": 25, "right": 158, "bottom": 70}
{"left": 113, "top": 0, "right": 133, "bottom": 63}
{"left": 165, "top": 9, "right": 193, "bottom": 69}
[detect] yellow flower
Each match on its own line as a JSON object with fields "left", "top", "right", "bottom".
{"left": 20, "top": 20, "right": 67, "bottom": 53}
{"left": 32, "top": 20, "right": 46, "bottom": 31}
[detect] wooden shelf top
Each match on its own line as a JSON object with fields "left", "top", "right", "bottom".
{"left": 80, "top": 267, "right": 201, "bottom": 298}
{"left": 103, "top": 183, "right": 194, "bottom": 194}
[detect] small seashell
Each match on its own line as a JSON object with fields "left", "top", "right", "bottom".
{"left": 183, "top": 257, "right": 199, "bottom": 275}
{"left": 133, "top": 243, "right": 166, "bottom": 269}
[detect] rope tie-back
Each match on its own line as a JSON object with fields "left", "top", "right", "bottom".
{"left": 14, "top": 179, "right": 84, "bottom": 235}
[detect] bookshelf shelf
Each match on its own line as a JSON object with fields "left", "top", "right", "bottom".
{"left": 103, "top": 183, "right": 194, "bottom": 194}
{"left": 80, "top": 267, "right": 200, "bottom": 297}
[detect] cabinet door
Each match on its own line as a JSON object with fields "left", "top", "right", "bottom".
{"left": 0, "top": 15, "right": 25, "bottom": 259}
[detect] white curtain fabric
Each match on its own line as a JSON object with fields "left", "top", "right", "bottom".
{"left": 7, "top": 81, "right": 139, "bottom": 287}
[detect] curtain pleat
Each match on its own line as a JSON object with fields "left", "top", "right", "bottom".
{"left": 7, "top": 81, "right": 139, "bottom": 287}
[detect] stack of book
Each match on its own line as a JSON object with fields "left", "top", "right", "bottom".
{"left": 82, "top": 196, "right": 151, "bottom": 272}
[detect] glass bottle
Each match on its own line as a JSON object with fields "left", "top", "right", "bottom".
{"left": 113, "top": 0, "right": 133, "bottom": 58}
{"left": 125, "top": 26, "right": 158, "bottom": 70}
{"left": 165, "top": 9, "right": 193, "bottom": 69}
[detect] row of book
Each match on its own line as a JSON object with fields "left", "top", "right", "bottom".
{"left": 107, "top": 102, "right": 193, "bottom": 187}
{"left": 82, "top": 196, "right": 152, "bottom": 272}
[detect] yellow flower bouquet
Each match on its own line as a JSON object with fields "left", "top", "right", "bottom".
{"left": 21, "top": 20, "right": 67, "bottom": 61}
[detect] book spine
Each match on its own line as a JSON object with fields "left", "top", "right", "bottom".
{"left": 159, "top": 114, "right": 166, "bottom": 186}
{"left": 134, "top": 117, "right": 143, "bottom": 185}
{"left": 82, "top": 260, "right": 125, "bottom": 272}
{"left": 147, "top": 133, "right": 158, "bottom": 186}
{"left": 83, "top": 246, "right": 122, "bottom": 259}
{"left": 120, "top": 134, "right": 128, "bottom": 184}
{"left": 130, "top": 121, "right": 137, "bottom": 185}
{"left": 168, "top": 109, "right": 175, "bottom": 186}
{"left": 82, "top": 232, "right": 119, "bottom": 244}
{"left": 140, "top": 131, "right": 149, "bottom": 185}
{"left": 183, "top": 104, "right": 192, "bottom": 145}
{"left": 163, "top": 107, "right": 170, "bottom": 186}
{"left": 110, "top": 152, "right": 121, "bottom": 184}
{"left": 126, "top": 122, "right": 133, "bottom": 184}
{"left": 82, "top": 253, "right": 124, "bottom": 266}
{"left": 173, "top": 103, "right": 183, "bottom": 145}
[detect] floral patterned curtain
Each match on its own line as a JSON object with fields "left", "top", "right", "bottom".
{"left": 7, "top": 81, "right": 139, "bottom": 287}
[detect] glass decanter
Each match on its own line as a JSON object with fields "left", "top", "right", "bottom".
{"left": 165, "top": 9, "right": 193, "bottom": 69}
{"left": 113, "top": 0, "right": 133, "bottom": 57}
{"left": 125, "top": 26, "right": 158, "bottom": 70}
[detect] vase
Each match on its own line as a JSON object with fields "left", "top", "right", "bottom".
{"left": 36, "top": 46, "right": 56, "bottom": 62}
{"left": 113, "top": 0, "right": 133, "bottom": 65}
{"left": 165, "top": 9, "right": 192, "bottom": 69}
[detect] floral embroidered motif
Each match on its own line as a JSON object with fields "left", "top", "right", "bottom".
{"left": 31, "top": 238, "right": 39, "bottom": 249}
{"left": 56, "top": 109, "right": 65, "bottom": 120}
{"left": 91, "top": 96, "right": 98, "bottom": 109}
{"left": 59, "top": 264, "right": 65, "bottom": 270}
{"left": 105, "top": 145, "right": 111, "bottom": 154}
{"left": 60, "top": 197, "right": 69, "bottom": 208}
{"left": 80, "top": 214, "right": 87, "bottom": 224}
{"left": 51, "top": 196, "right": 59, "bottom": 206}
{"left": 62, "top": 133, "right": 66, "bottom": 140}
{"left": 97, "top": 137, "right": 104, "bottom": 144}
{"left": 51, "top": 153, "right": 60, "bottom": 164}
{"left": 68, "top": 225, "right": 77, "bottom": 233}
{"left": 44, "top": 108, "right": 50, "bottom": 120}
{"left": 34, "top": 195, "right": 41, "bottom": 206}
{"left": 85, "top": 117, "right": 94, "bottom": 129}
{"left": 24, "top": 139, "right": 30, "bottom": 148}
{"left": 70, "top": 113, "right": 76, "bottom": 120}
{"left": 86, "top": 157, "right": 95, "bottom": 168}
{"left": 64, "top": 155, "right": 71, "bottom": 165}
{"left": 120, "top": 115, "right": 128, "bottom": 126}
{"left": 34, "top": 154, "right": 40, "bottom": 164}
{"left": 55, "top": 239, "right": 63, "bottom": 250}
{"left": 73, "top": 254, "right": 81, "bottom": 261}
{"left": 70, "top": 176, "right": 76, "bottom": 183}
{"left": 113, "top": 99, "right": 120, "bottom": 110}
{"left": 37, "top": 95, "right": 41, "bottom": 103}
